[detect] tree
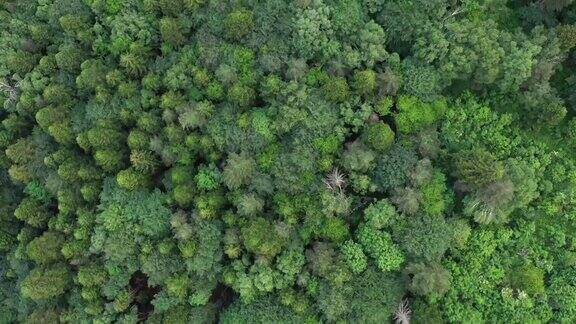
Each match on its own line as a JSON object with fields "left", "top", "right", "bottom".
{"left": 519, "top": 83, "right": 567, "bottom": 127}
{"left": 340, "top": 240, "right": 367, "bottom": 274}
{"left": 241, "top": 217, "right": 286, "bottom": 258}
{"left": 419, "top": 170, "right": 449, "bottom": 217}
{"left": 399, "top": 214, "right": 451, "bottom": 262}
{"left": 223, "top": 152, "right": 256, "bottom": 190}
{"left": 557, "top": 24, "right": 576, "bottom": 51}
{"left": 463, "top": 179, "right": 515, "bottom": 224}
{"left": 346, "top": 267, "right": 405, "bottom": 322}
{"left": 6, "top": 50, "right": 38, "bottom": 75}
{"left": 372, "top": 143, "right": 418, "bottom": 192}
{"left": 120, "top": 44, "right": 150, "bottom": 77}
{"left": 352, "top": 69, "right": 376, "bottom": 97}
{"left": 364, "top": 199, "right": 397, "bottom": 230}
{"left": 55, "top": 44, "right": 86, "bottom": 72}
{"left": 548, "top": 270, "right": 576, "bottom": 322}
{"left": 323, "top": 77, "right": 349, "bottom": 103}
{"left": 158, "top": 304, "right": 217, "bottom": 324}
{"left": 77, "top": 264, "right": 108, "bottom": 288}
{"left": 341, "top": 141, "right": 376, "bottom": 173}
{"left": 228, "top": 83, "right": 256, "bottom": 107}
{"left": 220, "top": 295, "right": 306, "bottom": 323}
{"left": 0, "top": 0, "right": 574, "bottom": 321}
{"left": 317, "top": 267, "right": 405, "bottom": 322}
{"left": 276, "top": 245, "right": 306, "bottom": 284}
{"left": 21, "top": 265, "right": 70, "bottom": 300}
{"left": 374, "top": 97, "right": 393, "bottom": 116}
{"left": 449, "top": 218, "right": 471, "bottom": 249}
{"left": 406, "top": 262, "right": 451, "bottom": 296}
{"left": 355, "top": 21, "right": 389, "bottom": 68}
{"left": 410, "top": 299, "right": 444, "bottom": 323}
{"left": 24, "top": 309, "right": 60, "bottom": 324}
{"left": 236, "top": 193, "right": 264, "bottom": 216}
{"left": 195, "top": 165, "right": 221, "bottom": 191}
{"left": 26, "top": 231, "right": 63, "bottom": 264}
{"left": 14, "top": 198, "right": 51, "bottom": 228}
{"left": 363, "top": 122, "right": 395, "bottom": 152}
{"left": 224, "top": 9, "right": 254, "bottom": 40}
{"left": 292, "top": 3, "right": 339, "bottom": 60}
{"left": 395, "top": 96, "right": 446, "bottom": 134}
{"left": 160, "top": 18, "right": 187, "bottom": 47}
{"left": 94, "top": 149, "right": 125, "bottom": 173}
{"left": 130, "top": 150, "right": 159, "bottom": 173}
{"left": 401, "top": 61, "right": 442, "bottom": 101}
{"left": 454, "top": 148, "right": 505, "bottom": 188}
{"left": 116, "top": 167, "right": 150, "bottom": 190}
{"left": 357, "top": 225, "right": 404, "bottom": 272}
{"left": 306, "top": 242, "right": 341, "bottom": 279}
{"left": 508, "top": 264, "right": 545, "bottom": 296}
{"left": 392, "top": 187, "right": 421, "bottom": 215}
{"left": 540, "top": 0, "right": 574, "bottom": 12}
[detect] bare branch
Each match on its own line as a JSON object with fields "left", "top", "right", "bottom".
{"left": 0, "top": 79, "right": 20, "bottom": 109}
{"left": 324, "top": 168, "right": 346, "bottom": 191}
{"left": 394, "top": 299, "right": 411, "bottom": 324}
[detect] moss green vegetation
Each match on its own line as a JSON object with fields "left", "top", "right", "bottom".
{"left": 1, "top": 0, "right": 576, "bottom": 322}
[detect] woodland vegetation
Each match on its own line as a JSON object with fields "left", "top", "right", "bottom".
{"left": 1, "top": 0, "right": 576, "bottom": 323}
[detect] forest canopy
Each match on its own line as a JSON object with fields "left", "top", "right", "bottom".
{"left": 1, "top": 0, "right": 576, "bottom": 323}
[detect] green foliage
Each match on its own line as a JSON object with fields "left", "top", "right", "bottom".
{"left": 548, "top": 269, "right": 576, "bottom": 322}
{"left": 0, "top": 1, "right": 574, "bottom": 321}
{"left": 362, "top": 122, "right": 394, "bottom": 152}
{"left": 364, "top": 199, "right": 397, "bottom": 230}
{"left": 399, "top": 214, "right": 452, "bottom": 262}
{"left": 117, "top": 168, "right": 150, "bottom": 190}
{"left": 26, "top": 231, "right": 63, "bottom": 264}
{"left": 419, "top": 170, "right": 449, "bottom": 216}
{"left": 228, "top": 83, "right": 255, "bottom": 107}
{"left": 77, "top": 264, "right": 107, "bottom": 287}
{"left": 401, "top": 61, "right": 442, "bottom": 100}
{"left": 220, "top": 295, "right": 306, "bottom": 324}
{"left": 14, "top": 198, "right": 51, "bottom": 228}
{"left": 395, "top": 96, "right": 447, "bottom": 134}
{"left": 160, "top": 18, "right": 187, "bottom": 47}
{"left": 316, "top": 267, "right": 404, "bottom": 322}
{"left": 557, "top": 24, "right": 576, "bottom": 50}
{"left": 441, "top": 96, "right": 518, "bottom": 158}
{"left": 223, "top": 152, "right": 256, "bottom": 190}
{"left": 411, "top": 299, "right": 444, "bottom": 324}
{"left": 21, "top": 265, "right": 70, "bottom": 301}
{"left": 241, "top": 217, "right": 286, "bottom": 258}
{"left": 341, "top": 240, "right": 367, "bottom": 274}
{"left": 94, "top": 149, "right": 125, "bottom": 172}
{"left": 195, "top": 165, "right": 221, "bottom": 191}
{"left": 454, "top": 148, "right": 505, "bottom": 188}
{"left": 224, "top": 9, "right": 254, "bottom": 40}
{"left": 450, "top": 218, "right": 472, "bottom": 249}
{"left": 346, "top": 268, "right": 404, "bottom": 322}
{"left": 99, "top": 179, "right": 172, "bottom": 239}
{"left": 372, "top": 143, "right": 418, "bottom": 192}
{"left": 357, "top": 225, "right": 404, "bottom": 272}
{"left": 341, "top": 141, "right": 375, "bottom": 173}
{"left": 374, "top": 97, "right": 393, "bottom": 116}
{"left": 130, "top": 150, "right": 159, "bottom": 173}
{"left": 406, "top": 262, "right": 452, "bottom": 296}
{"left": 508, "top": 264, "right": 545, "bottom": 296}
{"left": 352, "top": 69, "right": 376, "bottom": 97}
{"left": 113, "top": 289, "right": 133, "bottom": 312}
{"left": 323, "top": 77, "right": 349, "bottom": 102}
{"left": 235, "top": 194, "right": 263, "bottom": 217}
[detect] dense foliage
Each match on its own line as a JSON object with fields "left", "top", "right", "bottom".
{"left": 1, "top": 0, "right": 576, "bottom": 322}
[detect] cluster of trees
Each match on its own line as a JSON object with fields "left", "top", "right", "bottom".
{"left": 1, "top": 0, "right": 576, "bottom": 322}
